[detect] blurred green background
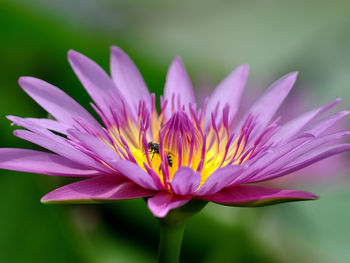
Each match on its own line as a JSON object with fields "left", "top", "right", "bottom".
{"left": 1, "top": 1, "right": 350, "bottom": 262}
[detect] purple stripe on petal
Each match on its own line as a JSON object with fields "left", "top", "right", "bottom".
{"left": 41, "top": 175, "right": 155, "bottom": 203}
{"left": 169, "top": 167, "right": 201, "bottom": 195}
{"left": 200, "top": 184, "right": 317, "bottom": 207}
{"left": 147, "top": 192, "right": 191, "bottom": 218}
{"left": 205, "top": 64, "right": 249, "bottom": 129}
{"left": 18, "top": 77, "right": 101, "bottom": 129}
{"left": 195, "top": 165, "right": 245, "bottom": 196}
{"left": 163, "top": 57, "right": 196, "bottom": 120}
{"left": 110, "top": 46, "right": 151, "bottom": 113}
{"left": 0, "top": 148, "right": 102, "bottom": 177}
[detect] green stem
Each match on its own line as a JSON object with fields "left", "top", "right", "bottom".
{"left": 156, "top": 199, "right": 208, "bottom": 263}
{"left": 157, "top": 219, "right": 186, "bottom": 263}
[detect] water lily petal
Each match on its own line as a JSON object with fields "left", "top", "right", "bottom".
{"left": 247, "top": 131, "right": 350, "bottom": 183}
{"left": 258, "top": 143, "right": 350, "bottom": 182}
{"left": 110, "top": 46, "right": 151, "bottom": 112}
{"left": 238, "top": 72, "right": 297, "bottom": 135}
{"left": 195, "top": 165, "right": 245, "bottom": 196}
{"left": 68, "top": 50, "right": 119, "bottom": 120}
{"left": 205, "top": 64, "right": 249, "bottom": 128}
{"left": 0, "top": 148, "right": 102, "bottom": 177}
{"left": 67, "top": 130, "right": 161, "bottom": 190}
{"left": 163, "top": 57, "right": 196, "bottom": 119}
{"left": 271, "top": 99, "right": 341, "bottom": 143}
{"left": 12, "top": 125, "right": 110, "bottom": 173}
{"left": 41, "top": 175, "right": 155, "bottom": 203}
{"left": 7, "top": 116, "right": 71, "bottom": 135}
{"left": 147, "top": 192, "right": 191, "bottom": 218}
{"left": 169, "top": 167, "right": 201, "bottom": 195}
{"left": 18, "top": 77, "right": 101, "bottom": 129}
{"left": 201, "top": 184, "right": 317, "bottom": 206}
{"left": 299, "top": 110, "right": 350, "bottom": 138}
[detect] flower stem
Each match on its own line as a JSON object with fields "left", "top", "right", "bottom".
{"left": 157, "top": 219, "right": 186, "bottom": 263}
{"left": 156, "top": 199, "right": 207, "bottom": 263}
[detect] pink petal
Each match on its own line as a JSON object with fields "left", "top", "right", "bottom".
{"left": 271, "top": 99, "right": 341, "bottom": 143}
{"left": 195, "top": 165, "right": 245, "bottom": 196}
{"left": 247, "top": 131, "right": 350, "bottom": 183}
{"left": 111, "top": 159, "right": 161, "bottom": 191}
{"left": 201, "top": 184, "right": 317, "bottom": 206}
{"left": 229, "top": 136, "right": 313, "bottom": 186}
{"left": 18, "top": 77, "right": 101, "bottom": 129}
{"left": 147, "top": 192, "right": 191, "bottom": 218}
{"left": 0, "top": 148, "right": 102, "bottom": 177}
{"left": 238, "top": 72, "right": 297, "bottom": 135}
{"left": 260, "top": 143, "right": 350, "bottom": 182}
{"left": 110, "top": 46, "right": 151, "bottom": 113}
{"left": 205, "top": 64, "right": 249, "bottom": 129}
{"left": 67, "top": 50, "right": 119, "bottom": 120}
{"left": 41, "top": 176, "right": 155, "bottom": 203}
{"left": 68, "top": 130, "right": 160, "bottom": 190}
{"left": 8, "top": 116, "right": 71, "bottom": 135}
{"left": 163, "top": 57, "right": 196, "bottom": 120}
{"left": 300, "top": 110, "right": 350, "bottom": 137}
{"left": 12, "top": 121, "right": 110, "bottom": 173}
{"left": 169, "top": 167, "right": 201, "bottom": 195}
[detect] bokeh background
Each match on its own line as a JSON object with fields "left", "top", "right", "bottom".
{"left": 1, "top": 1, "right": 350, "bottom": 262}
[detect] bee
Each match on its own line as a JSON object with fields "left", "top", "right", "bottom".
{"left": 147, "top": 141, "right": 173, "bottom": 167}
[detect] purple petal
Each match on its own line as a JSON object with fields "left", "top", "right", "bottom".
{"left": 300, "top": 110, "right": 350, "bottom": 137}
{"left": 169, "top": 167, "right": 201, "bottom": 195}
{"left": 67, "top": 130, "right": 160, "bottom": 190}
{"left": 163, "top": 57, "right": 196, "bottom": 119}
{"left": 147, "top": 192, "right": 191, "bottom": 218}
{"left": 205, "top": 64, "right": 249, "bottom": 128}
{"left": 111, "top": 159, "right": 161, "bottom": 191}
{"left": 238, "top": 72, "right": 297, "bottom": 135}
{"left": 67, "top": 50, "right": 119, "bottom": 120}
{"left": 195, "top": 165, "right": 245, "bottom": 196}
{"left": 230, "top": 136, "right": 313, "bottom": 186}
{"left": 256, "top": 131, "right": 350, "bottom": 182}
{"left": 41, "top": 175, "right": 155, "bottom": 203}
{"left": 271, "top": 99, "right": 341, "bottom": 143}
{"left": 260, "top": 143, "right": 350, "bottom": 182}
{"left": 0, "top": 148, "right": 102, "bottom": 177}
{"left": 8, "top": 116, "right": 71, "bottom": 135}
{"left": 18, "top": 77, "right": 101, "bottom": 129}
{"left": 110, "top": 46, "right": 151, "bottom": 113}
{"left": 201, "top": 184, "right": 317, "bottom": 206}
{"left": 12, "top": 121, "right": 110, "bottom": 173}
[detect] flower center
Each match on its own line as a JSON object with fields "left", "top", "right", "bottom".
{"left": 98, "top": 96, "right": 269, "bottom": 190}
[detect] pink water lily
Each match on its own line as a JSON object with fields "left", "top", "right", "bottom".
{"left": 1, "top": 46, "right": 349, "bottom": 218}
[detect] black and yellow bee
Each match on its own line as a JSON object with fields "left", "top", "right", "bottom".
{"left": 147, "top": 141, "right": 173, "bottom": 167}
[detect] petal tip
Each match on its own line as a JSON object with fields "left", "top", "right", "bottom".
{"left": 236, "top": 63, "right": 250, "bottom": 79}
{"left": 171, "top": 56, "right": 184, "bottom": 67}
{"left": 287, "top": 71, "right": 299, "bottom": 80}
{"left": 110, "top": 45, "right": 123, "bottom": 55}
{"left": 67, "top": 49, "right": 81, "bottom": 62}
{"left": 18, "top": 76, "right": 30, "bottom": 86}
